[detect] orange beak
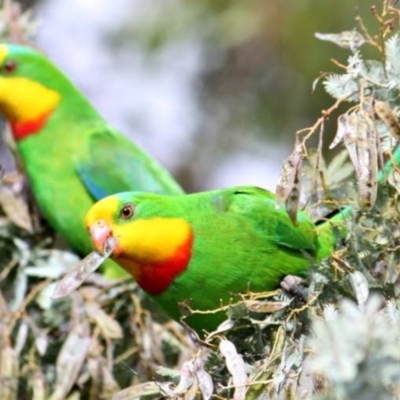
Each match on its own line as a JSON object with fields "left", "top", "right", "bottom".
{"left": 89, "top": 220, "right": 113, "bottom": 253}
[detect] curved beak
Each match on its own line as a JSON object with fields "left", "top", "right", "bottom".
{"left": 89, "top": 220, "right": 113, "bottom": 253}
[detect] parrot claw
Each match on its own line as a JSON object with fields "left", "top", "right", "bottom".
{"left": 280, "top": 275, "right": 307, "bottom": 301}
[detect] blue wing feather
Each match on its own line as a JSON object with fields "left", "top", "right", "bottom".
{"left": 74, "top": 129, "right": 184, "bottom": 200}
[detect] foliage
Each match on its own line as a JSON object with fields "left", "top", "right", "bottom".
{"left": 2, "top": 1, "right": 400, "bottom": 399}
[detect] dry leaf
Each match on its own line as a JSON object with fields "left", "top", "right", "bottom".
{"left": 0, "top": 187, "right": 33, "bottom": 232}
{"left": 194, "top": 357, "right": 213, "bottom": 400}
{"left": 244, "top": 300, "right": 290, "bottom": 314}
{"left": 30, "top": 367, "right": 46, "bottom": 400}
{"left": 0, "top": 342, "right": 18, "bottom": 400}
{"left": 275, "top": 142, "right": 303, "bottom": 208}
{"left": 388, "top": 169, "right": 400, "bottom": 193}
{"left": 85, "top": 301, "right": 123, "bottom": 339}
{"left": 315, "top": 30, "right": 365, "bottom": 51}
{"left": 374, "top": 100, "right": 400, "bottom": 142}
{"left": 220, "top": 340, "right": 247, "bottom": 400}
{"left": 337, "top": 111, "right": 378, "bottom": 209}
{"left": 49, "top": 295, "right": 91, "bottom": 400}
{"left": 349, "top": 271, "right": 369, "bottom": 308}
{"left": 276, "top": 142, "right": 303, "bottom": 224}
{"left": 52, "top": 237, "right": 116, "bottom": 299}
{"left": 112, "top": 382, "right": 161, "bottom": 400}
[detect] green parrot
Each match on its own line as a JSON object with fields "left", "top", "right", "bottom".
{"left": 84, "top": 186, "right": 347, "bottom": 333}
{"left": 0, "top": 43, "right": 184, "bottom": 277}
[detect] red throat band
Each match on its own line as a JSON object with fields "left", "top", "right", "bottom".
{"left": 135, "top": 231, "right": 194, "bottom": 295}
{"left": 11, "top": 111, "right": 53, "bottom": 141}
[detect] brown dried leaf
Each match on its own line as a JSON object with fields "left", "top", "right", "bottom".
{"left": 86, "top": 355, "right": 101, "bottom": 399}
{"left": 14, "top": 320, "right": 28, "bottom": 356}
{"left": 330, "top": 114, "right": 348, "bottom": 149}
{"left": 112, "top": 382, "right": 161, "bottom": 399}
{"left": 49, "top": 329, "right": 90, "bottom": 399}
{"left": 340, "top": 111, "right": 378, "bottom": 209}
{"left": 206, "top": 318, "right": 236, "bottom": 339}
{"left": 52, "top": 237, "right": 116, "bottom": 299}
{"left": 374, "top": 100, "right": 400, "bottom": 142}
{"left": 275, "top": 142, "right": 303, "bottom": 209}
{"left": 285, "top": 179, "right": 301, "bottom": 226}
{"left": 341, "top": 112, "right": 359, "bottom": 168}
{"left": 349, "top": 271, "right": 369, "bottom": 307}
{"left": 85, "top": 301, "right": 123, "bottom": 339}
{"left": 31, "top": 367, "right": 46, "bottom": 400}
{"left": 354, "top": 110, "right": 378, "bottom": 209}
{"left": 219, "top": 340, "right": 247, "bottom": 400}
{"left": 34, "top": 331, "right": 48, "bottom": 357}
{"left": 64, "top": 392, "right": 81, "bottom": 400}
{"left": 276, "top": 142, "right": 303, "bottom": 224}
{"left": 100, "top": 363, "right": 120, "bottom": 397}
{"left": 78, "top": 285, "right": 103, "bottom": 300}
{"left": 194, "top": 357, "right": 213, "bottom": 400}
{"left": 0, "top": 344, "right": 19, "bottom": 400}
{"left": 0, "top": 291, "right": 9, "bottom": 318}
{"left": 23, "top": 317, "right": 49, "bottom": 356}
{"left": 48, "top": 296, "right": 91, "bottom": 400}
{"left": 170, "top": 360, "right": 194, "bottom": 394}
{"left": 0, "top": 187, "right": 33, "bottom": 232}
{"left": 388, "top": 169, "right": 400, "bottom": 194}
{"left": 244, "top": 300, "right": 290, "bottom": 314}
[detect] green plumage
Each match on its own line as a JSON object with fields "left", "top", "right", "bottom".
{"left": 0, "top": 44, "right": 183, "bottom": 277}
{"left": 91, "top": 186, "right": 337, "bottom": 333}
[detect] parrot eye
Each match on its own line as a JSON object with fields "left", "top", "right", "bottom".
{"left": 120, "top": 204, "right": 134, "bottom": 219}
{"left": 3, "top": 60, "right": 17, "bottom": 74}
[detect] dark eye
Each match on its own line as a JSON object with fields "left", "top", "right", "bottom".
{"left": 3, "top": 60, "right": 17, "bottom": 74}
{"left": 120, "top": 204, "right": 134, "bottom": 219}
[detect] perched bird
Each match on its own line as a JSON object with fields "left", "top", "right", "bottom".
{"left": 85, "top": 186, "right": 340, "bottom": 333}
{"left": 0, "top": 43, "right": 183, "bottom": 277}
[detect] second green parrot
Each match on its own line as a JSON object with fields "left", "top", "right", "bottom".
{"left": 85, "top": 186, "right": 342, "bottom": 333}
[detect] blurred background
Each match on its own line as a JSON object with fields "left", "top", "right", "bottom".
{"left": 2, "top": 0, "right": 377, "bottom": 192}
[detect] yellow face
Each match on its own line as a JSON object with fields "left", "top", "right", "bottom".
{"left": 85, "top": 195, "right": 193, "bottom": 278}
{"left": 0, "top": 44, "right": 61, "bottom": 122}
{"left": 115, "top": 217, "right": 192, "bottom": 263}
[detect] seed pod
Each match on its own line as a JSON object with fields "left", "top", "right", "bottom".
{"left": 276, "top": 142, "right": 303, "bottom": 224}
{"left": 339, "top": 110, "right": 378, "bottom": 210}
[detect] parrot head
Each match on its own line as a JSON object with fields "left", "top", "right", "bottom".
{"left": 84, "top": 192, "right": 194, "bottom": 295}
{"left": 0, "top": 43, "right": 66, "bottom": 139}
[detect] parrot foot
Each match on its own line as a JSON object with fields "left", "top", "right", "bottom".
{"left": 280, "top": 275, "right": 307, "bottom": 302}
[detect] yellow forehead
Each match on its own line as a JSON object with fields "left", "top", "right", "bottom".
{"left": 85, "top": 195, "right": 120, "bottom": 227}
{"left": 0, "top": 45, "right": 8, "bottom": 64}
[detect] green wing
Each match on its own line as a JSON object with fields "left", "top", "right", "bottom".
{"left": 221, "top": 186, "right": 318, "bottom": 254}
{"left": 74, "top": 128, "right": 184, "bottom": 200}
